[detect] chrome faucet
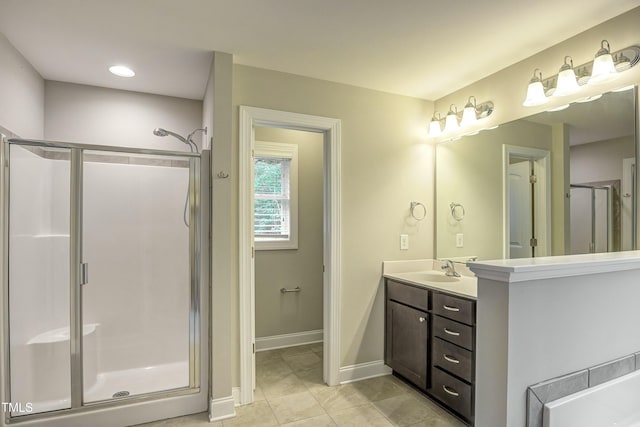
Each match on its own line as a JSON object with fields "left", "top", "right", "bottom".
{"left": 441, "top": 260, "right": 461, "bottom": 277}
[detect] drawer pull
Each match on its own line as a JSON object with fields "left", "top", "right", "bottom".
{"left": 443, "top": 354, "right": 460, "bottom": 364}
{"left": 442, "top": 385, "right": 460, "bottom": 397}
{"left": 443, "top": 304, "right": 460, "bottom": 312}
{"left": 418, "top": 316, "right": 426, "bottom": 323}
{"left": 443, "top": 328, "right": 460, "bottom": 336}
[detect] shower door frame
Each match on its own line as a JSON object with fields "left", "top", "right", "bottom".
{"left": 0, "top": 136, "right": 204, "bottom": 424}
{"left": 569, "top": 182, "right": 617, "bottom": 253}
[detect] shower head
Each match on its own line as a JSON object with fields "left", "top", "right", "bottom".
{"left": 153, "top": 127, "right": 188, "bottom": 144}
{"left": 186, "top": 127, "right": 207, "bottom": 144}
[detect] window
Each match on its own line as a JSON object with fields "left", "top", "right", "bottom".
{"left": 254, "top": 141, "right": 298, "bottom": 250}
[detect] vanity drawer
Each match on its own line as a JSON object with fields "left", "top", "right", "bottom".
{"left": 386, "top": 280, "right": 429, "bottom": 312}
{"left": 432, "top": 292, "right": 475, "bottom": 325}
{"left": 430, "top": 367, "right": 472, "bottom": 420}
{"left": 433, "top": 315, "right": 474, "bottom": 351}
{"left": 432, "top": 337, "right": 473, "bottom": 382}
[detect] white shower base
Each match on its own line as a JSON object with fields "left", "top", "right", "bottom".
{"left": 544, "top": 369, "right": 640, "bottom": 427}
{"left": 26, "top": 361, "right": 189, "bottom": 415}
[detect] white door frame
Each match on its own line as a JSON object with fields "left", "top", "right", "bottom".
{"left": 503, "top": 145, "right": 552, "bottom": 258}
{"left": 239, "top": 106, "right": 342, "bottom": 405}
{"left": 622, "top": 157, "right": 635, "bottom": 251}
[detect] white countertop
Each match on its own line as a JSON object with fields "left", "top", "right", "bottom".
{"left": 468, "top": 250, "right": 640, "bottom": 283}
{"left": 382, "top": 259, "right": 477, "bottom": 299}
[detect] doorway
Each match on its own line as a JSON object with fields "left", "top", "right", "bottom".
{"left": 503, "top": 145, "right": 551, "bottom": 258}
{"left": 238, "top": 107, "right": 342, "bottom": 405}
{"left": 253, "top": 127, "right": 324, "bottom": 392}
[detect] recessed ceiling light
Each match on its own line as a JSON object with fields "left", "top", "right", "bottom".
{"left": 109, "top": 65, "right": 135, "bottom": 77}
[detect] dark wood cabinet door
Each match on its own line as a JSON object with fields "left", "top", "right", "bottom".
{"left": 385, "top": 300, "right": 428, "bottom": 389}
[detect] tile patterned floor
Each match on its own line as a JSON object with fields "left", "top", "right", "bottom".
{"left": 134, "top": 343, "right": 466, "bottom": 427}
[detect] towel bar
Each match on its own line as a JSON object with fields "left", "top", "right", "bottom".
{"left": 280, "top": 286, "right": 301, "bottom": 294}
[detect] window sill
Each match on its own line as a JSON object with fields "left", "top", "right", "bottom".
{"left": 255, "top": 239, "right": 298, "bottom": 251}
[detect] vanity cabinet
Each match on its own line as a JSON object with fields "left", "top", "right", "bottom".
{"left": 385, "top": 279, "right": 476, "bottom": 425}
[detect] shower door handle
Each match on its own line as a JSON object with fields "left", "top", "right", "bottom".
{"left": 80, "top": 263, "right": 89, "bottom": 285}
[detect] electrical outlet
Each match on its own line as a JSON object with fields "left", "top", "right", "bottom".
{"left": 456, "top": 233, "right": 464, "bottom": 248}
{"left": 400, "top": 234, "right": 409, "bottom": 250}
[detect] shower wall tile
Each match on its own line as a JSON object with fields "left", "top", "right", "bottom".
{"left": 129, "top": 157, "right": 173, "bottom": 167}
{"left": 83, "top": 153, "right": 129, "bottom": 164}
{"left": 528, "top": 370, "right": 588, "bottom": 404}
{"left": 527, "top": 370, "right": 589, "bottom": 427}
{"left": 527, "top": 350, "right": 640, "bottom": 427}
{"left": 171, "top": 160, "right": 190, "bottom": 168}
{"left": 588, "top": 355, "right": 635, "bottom": 387}
{"left": 18, "top": 141, "right": 191, "bottom": 168}
{"left": 526, "top": 390, "right": 544, "bottom": 427}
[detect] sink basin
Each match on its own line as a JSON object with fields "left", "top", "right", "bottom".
{"left": 404, "top": 272, "right": 460, "bottom": 283}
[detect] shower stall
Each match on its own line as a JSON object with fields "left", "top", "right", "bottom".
{"left": 569, "top": 181, "right": 620, "bottom": 254}
{"left": 0, "top": 136, "right": 208, "bottom": 426}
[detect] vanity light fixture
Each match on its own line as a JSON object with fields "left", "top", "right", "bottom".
{"left": 428, "top": 113, "right": 443, "bottom": 137}
{"left": 460, "top": 96, "right": 479, "bottom": 127}
{"left": 429, "top": 98, "right": 495, "bottom": 140}
{"left": 554, "top": 56, "right": 580, "bottom": 96}
{"left": 576, "top": 66, "right": 591, "bottom": 85}
{"left": 523, "top": 42, "right": 640, "bottom": 108}
{"left": 522, "top": 69, "right": 548, "bottom": 106}
{"left": 444, "top": 104, "right": 460, "bottom": 133}
{"left": 589, "top": 40, "right": 617, "bottom": 84}
{"left": 615, "top": 51, "right": 632, "bottom": 71}
{"left": 109, "top": 65, "right": 135, "bottom": 77}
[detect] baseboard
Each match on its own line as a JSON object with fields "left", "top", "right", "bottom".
{"left": 339, "top": 360, "right": 392, "bottom": 384}
{"left": 232, "top": 387, "right": 241, "bottom": 406}
{"left": 255, "top": 329, "right": 323, "bottom": 352}
{"left": 209, "top": 394, "right": 236, "bottom": 422}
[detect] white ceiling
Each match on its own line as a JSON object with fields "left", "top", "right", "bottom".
{"left": 1, "top": 0, "right": 640, "bottom": 101}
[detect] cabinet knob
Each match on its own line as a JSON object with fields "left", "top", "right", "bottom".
{"left": 418, "top": 316, "right": 426, "bottom": 323}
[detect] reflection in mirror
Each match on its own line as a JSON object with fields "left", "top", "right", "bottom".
{"left": 436, "top": 86, "right": 637, "bottom": 260}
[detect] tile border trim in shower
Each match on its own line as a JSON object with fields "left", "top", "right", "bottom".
{"left": 19, "top": 144, "right": 190, "bottom": 168}
{"left": 526, "top": 351, "right": 640, "bottom": 427}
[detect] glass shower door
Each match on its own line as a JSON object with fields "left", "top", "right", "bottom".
{"left": 4, "top": 137, "right": 203, "bottom": 425}
{"left": 81, "top": 150, "right": 196, "bottom": 402}
{"left": 7, "top": 144, "right": 72, "bottom": 415}
{"left": 570, "top": 185, "right": 612, "bottom": 254}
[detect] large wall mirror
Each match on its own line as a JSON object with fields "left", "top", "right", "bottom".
{"left": 436, "top": 86, "right": 638, "bottom": 261}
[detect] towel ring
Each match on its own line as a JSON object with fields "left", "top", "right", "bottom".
{"left": 410, "top": 201, "right": 427, "bottom": 221}
{"left": 450, "top": 202, "right": 465, "bottom": 221}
